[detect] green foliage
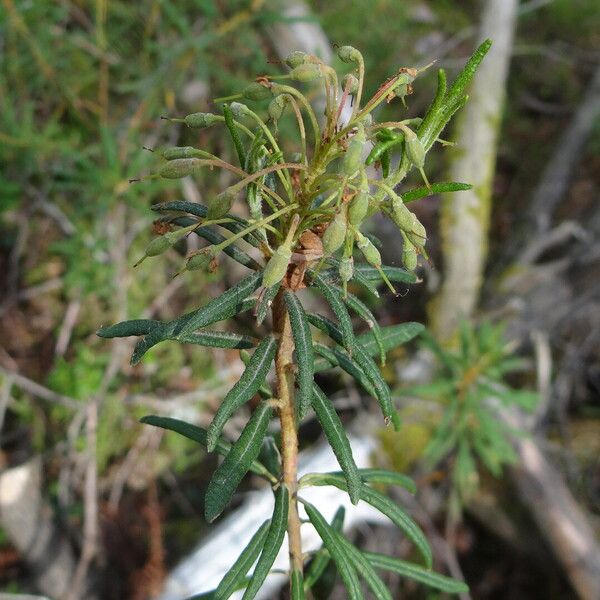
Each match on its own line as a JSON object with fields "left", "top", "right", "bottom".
{"left": 407, "top": 321, "right": 538, "bottom": 505}
{"left": 99, "top": 40, "right": 490, "bottom": 599}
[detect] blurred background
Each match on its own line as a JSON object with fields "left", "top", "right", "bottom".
{"left": 0, "top": 0, "right": 599, "bottom": 598}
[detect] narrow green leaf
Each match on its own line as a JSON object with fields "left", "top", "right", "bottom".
{"left": 353, "top": 265, "right": 416, "bottom": 285}
{"left": 214, "top": 520, "right": 270, "bottom": 600}
{"left": 314, "top": 323, "right": 424, "bottom": 372}
{"left": 402, "top": 182, "right": 472, "bottom": 204}
{"left": 308, "top": 314, "right": 397, "bottom": 428}
{"left": 140, "top": 415, "right": 275, "bottom": 481}
{"left": 97, "top": 319, "right": 161, "bottom": 338}
{"left": 304, "top": 506, "right": 345, "bottom": 591}
{"left": 418, "top": 67, "right": 447, "bottom": 149}
{"left": 302, "top": 501, "right": 363, "bottom": 600}
{"left": 330, "top": 530, "right": 392, "bottom": 600}
{"left": 255, "top": 281, "right": 280, "bottom": 326}
{"left": 301, "top": 473, "right": 432, "bottom": 568}
{"left": 333, "top": 286, "right": 386, "bottom": 365}
{"left": 130, "top": 272, "right": 262, "bottom": 365}
{"left": 365, "top": 552, "right": 469, "bottom": 594}
{"left": 170, "top": 215, "right": 262, "bottom": 270}
{"left": 290, "top": 570, "right": 305, "bottom": 600}
{"left": 311, "top": 272, "right": 355, "bottom": 353}
{"left": 258, "top": 436, "right": 281, "bottom": 479}
{"left": 242, "top": 485, "right": 289, "bottom": 600}
{"left": 311, "top": 384, "right": 361, "bottom": 504}
{"left": 224, "top": 103, "right": 246, "bottom": 167}
{"left": 334, "top": 469, "right": 416, "bottom": 494}
{"left": 314, "top": 343, "right": 377, "bottom": 398}
{"left": 284, "top": 291, "right": 315, "bottom": 420}
{"left": 177, "top": 330, "right": 255, "bottom": 349}
{"left": 205, "top": 402, "right": 273, "bottom": 522}
{"left": 319, "top": 262, "right": 380, "bottom": 299}
{"left": 207, "top": 335, "right": 277, "bottom": 451}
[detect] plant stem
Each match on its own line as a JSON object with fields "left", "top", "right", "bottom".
{"left": 272, "top": 290, "right": 304, "bottom": 579}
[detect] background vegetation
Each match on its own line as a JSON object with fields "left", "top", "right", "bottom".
{"left": 0, "top": 1, "right": 598, "bottom": 598}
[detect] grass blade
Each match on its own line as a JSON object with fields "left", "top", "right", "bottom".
{"left": 205, "top": 402, "right": 273, "bottom": 522}
{"left": 302, "top": 501, "right": 363, "bottom": 600}
{"left": 365, "top": 552, "right": 469, "bottom": 594}
{"left": 242, "top": 485, "right": 289, "bottom": 600}
{"left": 284, "top": 291, "right": 315, "bottom": 420}
{"left": 207, "top": 335, "right": 277, "bottom": 451}
{"left": 140, "top": 415, "right": 275, "bottom": 481}
{"left": 214, "top": 520, "right": 270, "bottom": 599}
{"left": 311, "top": 384, "right": 361, "bottom": 504}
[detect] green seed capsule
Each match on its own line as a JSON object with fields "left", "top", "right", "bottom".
{"left": 207, "top": 188, "right": 236, "bottom": 219}
{"left": 391, "top": 194, "right": 415, "bottom": 231}
{"left": 339, "top": 255, "right": 354, "bottom": 283}
{"left": 185, "top": 250, "right": 212, "bottom": 271}
{"left": 348, "top": 172, "right": 369, "bottom": 226}
{"left": 289, "top": 63, "right": 323, "bottom": 82}
{"left": 406, "top": 218, "right": 426, "bottom": 248}
{"left": 183, "top": 112, "right": 220, "bottom": 128}
{"left": 401, "top": 231, "right": 418, "bottom": 270}
{"left": 229, "top": 102, "right": 250, "bottom": 118}
{"left": 242, "top": 82, "right": 271, "bottom": 101}
{"left": 162, "top": 146, "right": 201, "bottom": 160}
{"left": 322, "top": 206, "right": 348, "bottom": 255}
{"left": 284, "top": 51, "right": 308, "bottom": 68}
{"left": 268, "top": 95, "right": 290, "bottom": 123}
{"left": 342, "top": 73, "right": 360, "bottom": 95}
{"left": 404, "top": 128, "right": 425, "bottom": 169}
{"left": 342, "top": 125, "right": 365, "bottom": 177}
{"left": 263, "top": 246, "right": 292, "bottom": 288}
{"left": 134, "top": 230, "right": 182, "bottom": 267}
{"left": 355, "top": 230, "right": 381, "bottom": 267}
{"left": 158, "top": 158, "right": 203, "bottom": 179}
{"left": 337, "top": 45, "right": 362, "bottom": 64}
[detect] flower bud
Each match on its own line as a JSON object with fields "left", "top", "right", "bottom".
{"left": 322, "top": 206, "right": 348, "bottom": 255}
{"left": 289, "top": 63, "right": 323, "bottom": 82}
{"left": 207, "top": 188, "right": 236, "bottom": 219}
{"left": 263, "top": 245, "right": 292, "bottom": 288}
{"left": 158, "top": 158, "right": 203, "bottom": 179}
{"left": 390, "top": 194, "right": 414, "bottom": 231}
{"left": 284, "top": 51, "right": 308, "bottom": 68}
{"left": 342, "top": 73, "right": 360, "bottom": 95}
{"left": 337, "top": 45, "right": 362, "bottom": 64}
{"left": 268, "top": 94, "right": 290, "bottom": 123}
{"left": 134, "top": 229, "right": 182, "bottom": 267}
{"left": 183, "top": 112, "right": 220, "bottom": 128}
{"left": 355, "top": 230, "right": 381, "bottom": 267}
{"left": 404, "top": 128, "right": 425, "bottom": 169}
{"left": 406, "top": 218, "right": 426, "bottom": 248}
{"left": 242, "top": 82, "right": 271, "bottom": 101}
{"left": 339, "top": 255, "right": 354, "bottom": 283}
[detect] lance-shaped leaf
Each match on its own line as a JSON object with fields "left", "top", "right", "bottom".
{"left": 207, "top": 335, "right": 277, "bottom": 452}
{"left": 333, "top": 286, "right": 386, "bottom": 365}
{"left": 311, "top": 384, "right": 361, "bottom": 504}
{"left": 402, "top": 182, "right": 472, "bottom": 204}
{"left": 205, "top": 401, "right": 273, "bottom": 522}
{"left": 417, "top": 67, "right": 447, "bottom": 150}
{"left": 97, "top": 319, "right": 161, "bottom": 338}
{"left": 255, "top": 281, "right": 280, "bottom": 326}
{"left": 326, "top": 469, "right": 416, "bottom": 494}
{"left": 290, "top": 570, "right": 304, "bottom": 600}
{"left": 308, "top": 314, "right": 397, "bottom": 428}
{"left": 169, "top": 216, "right": 261, "bottom": 270}
{"left": 130, "top": 272, "right": 262, "bottom": 365}
{"left": 300, "top": 473, "right": 432, "bottom": 568}
{"left": 319, "top": 261, "right": 380, "bottom": 299}
{"left": 213, "top": 520, "right": 270, "bottom": 600}
{"left": 177, "top": 330, "right": 256, "bottom": 350}
{"left": 304, "top": 506, "right": 345, "bottom": 591}
{"left": 353, "top": 265, "right": 416, "bottom": 285}
{"left": 310, "top": 272, "right": 354, "bottom": 353}
{"left": 242, "top": 485, "right": 289, "bottom": 600}
{"left": 284, "top": 291, "right": 314, "bottom": 420}
{"left": 302, "top": 501, "right": 363, "bottom": 600}
{"left": 364, "top": 552, "right": 469, "bottom": 594}
{"left": 152, "top": 201, "right": 264, "bottom": 248}
{"left": 314, "top": 322, "right": 424, "bottom": 372}
{"left": 330, "top": 529, "right": 392, "bottom": 600}
{"left": 140, "top": 415, "right": 275, "bottom": 482}
{"left": 314, "top": 343, "right": 377, "bottom": 398}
